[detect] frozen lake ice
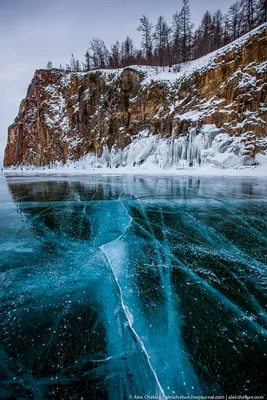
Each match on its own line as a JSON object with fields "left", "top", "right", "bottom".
{"left": 0, "top": 174, "right": 267, "bottom": 399}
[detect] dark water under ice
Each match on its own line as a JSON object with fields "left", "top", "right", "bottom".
{"left": 0, "top": 174, "right": 267, "bottom": 400}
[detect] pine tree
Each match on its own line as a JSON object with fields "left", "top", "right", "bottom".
{"left": 83, "top": 50, "right": 91, "bottom": 71}
{"left": 222, "top": 14, "right": 231, "bottom": 46}
{"left": 154, "top": 16, "right": 167, "bottom": 66}
{"left": 228, "top": 1, "right": 242, "bottom": 40}
{"left": 179, "top": 0, "right": 193, "bottom": 62}
{"left": 172, "top": 11, "right": 183, "bottom": 64}
{"left": 212, "top": 10, "right": 224, "bottom": 50}
{"left": 192, "top": 27, "right": 203, "bottom": 59}
{"left": 137, "top": 15, "right": 153, "bottom": 64}
{"left": 123, "top": 36, "right": 135, "bottom": 66}
{"left": 258, "top": 0, "right": 267, "bottom": 23}
{"left": 162, "top": 21, "right": 172, "bottom": 66}
{"left": 194, "top": 11, "right": 213, "bottom": 57}
{"left": 76, "top": 59, "right": 81, "bottom": 72}
{"left": 110, "top": 41, "right": 121, "bottom": 68}
{"left": 241, "top": 0, "right": 257, "bottom": 32}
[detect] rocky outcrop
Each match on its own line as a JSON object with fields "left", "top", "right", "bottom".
{"left": 4, "top": 24, "right": 267, "bottom": 168}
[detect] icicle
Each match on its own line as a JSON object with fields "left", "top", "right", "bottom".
{"left": 64, "top": 126, "right": 223, "bottom": 170}
{"left": 102, "top": 145, "right": 110, "bottom": 168}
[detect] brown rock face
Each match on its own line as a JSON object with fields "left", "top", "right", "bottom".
{"left": 4, "top": 25, "right": 267, "bottom": 167}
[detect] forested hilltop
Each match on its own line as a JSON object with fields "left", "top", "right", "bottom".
{"left": 46, "top": 0, "right": 267, "bottom": 71}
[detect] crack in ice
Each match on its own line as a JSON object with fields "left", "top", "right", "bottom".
{"left": 99, "top": 192, "right": 166, "bottom": 399}
{"left": 123, "top": 208, "right": 267, "bottom": 339}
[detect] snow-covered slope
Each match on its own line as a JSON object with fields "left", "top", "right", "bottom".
{"left": 4, "top": 23, "right": 267, "bottom": 170}
{"left": 137, "top": 23, "right": 267, "bottom": 85}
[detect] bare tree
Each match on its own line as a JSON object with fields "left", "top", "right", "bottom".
{"left": 66, "top": 53, "right": 81, "bottom": 72}
{"left": 46, "top": 61, "right": 53, "bottom": 70}
{"left": 90, "top": 38, "right": 110, "bottom": 69}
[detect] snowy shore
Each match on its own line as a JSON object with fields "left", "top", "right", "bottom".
{"left": 4, "top": 163, "right": 267, "bottom": 179}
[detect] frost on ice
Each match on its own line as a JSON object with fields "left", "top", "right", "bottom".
{"left": 1, "top": 176, "right": 267, "bottom": 398}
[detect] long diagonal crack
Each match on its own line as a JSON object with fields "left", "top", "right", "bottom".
{"left": 99, "top": 193, "right": 166, "bottom": 399}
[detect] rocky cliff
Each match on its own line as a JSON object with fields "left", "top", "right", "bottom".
{"left": 4, "top": 24, "right": 267, "bottom": 169}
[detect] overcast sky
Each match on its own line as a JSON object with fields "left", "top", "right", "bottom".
{"left": 0, "top": 0, "right": 235, "bottom": 165}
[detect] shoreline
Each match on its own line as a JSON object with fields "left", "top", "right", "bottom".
{"left": 3, "top": 164, "right": 267, "bottom": 179}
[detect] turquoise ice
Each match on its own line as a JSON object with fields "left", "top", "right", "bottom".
{"left": 0, "top": 175, "right": 267, "bottom": 399}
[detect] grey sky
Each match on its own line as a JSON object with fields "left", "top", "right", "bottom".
{"left": 0, "top": 0, "right": 235, "bottom": 165}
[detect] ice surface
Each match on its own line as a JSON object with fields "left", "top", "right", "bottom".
{"left": 0, "top": 175, "right": 267, "bottom": 399}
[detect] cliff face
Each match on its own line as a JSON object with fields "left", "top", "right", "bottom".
{"left": 4, "top": 24, "right": 267, "bottom": 168}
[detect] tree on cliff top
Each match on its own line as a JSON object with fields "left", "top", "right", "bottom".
{"left": 172, "top": 10, "right": 182, "bottom": 64}
{"left": 258, "top": 0, "right": 267, "bottom": 22}
{"left": 121, "top": 36, "right": 136, "bottom": 66}
{"left": 66, "top": 53, "right": 81, "bottom": 72}
{"left": 53, "top": 0, "right": 266, "bottom": 71}
{"left": 46, "top": 61, "right": 53, "bottom": 70}
{"left": 137, "top": 15, "right": 153, "bottom": 64}
{"left": 179, "top": 0, "right": 194, "bottom": 62}
{"left": 227, "top": 1, "right": 242, "bottom": 41}
{"left": 109, "top": 41, "right": 121, "bottom": 68}
{"left": 154, "top": 16, "right": 171, "bottom": 66}
{"left": 83, "top": 50, "right": 91, "bottom": 71}
{"left": 90, "top": 38, "right": 110, "bottom": 69}
{"left": 241, "top": 0, "right": 257, "bottom": 32}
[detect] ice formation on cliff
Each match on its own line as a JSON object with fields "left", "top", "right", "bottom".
{"left": 66, "top": 126, "right": 260, "bottom": 171}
